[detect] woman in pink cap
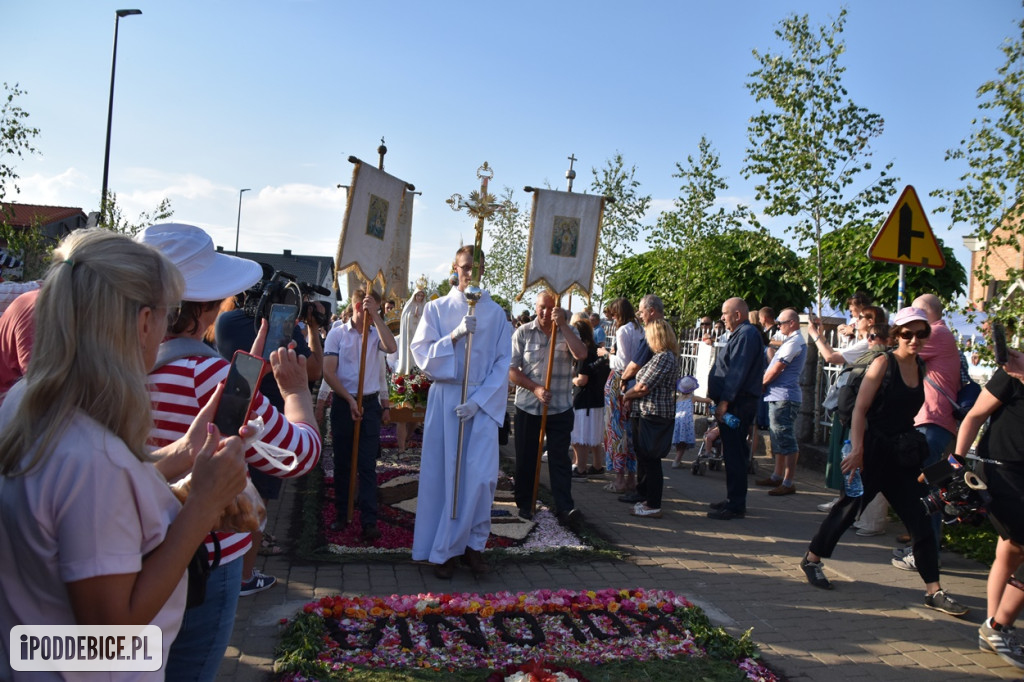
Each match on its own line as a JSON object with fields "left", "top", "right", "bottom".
{"left": 799, "top": 306, "right": 969, "bottom": 618}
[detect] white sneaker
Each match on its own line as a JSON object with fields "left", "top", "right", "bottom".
{"left": 892, "top": 552, "right": 917, "bottom": 571}
{"left": 817, "top": 497, "right": 839, "bottom": 513}
{"left": 856, "top": 527, "right": 886, "bottom": 537}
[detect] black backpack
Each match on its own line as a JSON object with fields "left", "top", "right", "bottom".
{"left": 835, "top": 349, "right": 888, "bottom": 429}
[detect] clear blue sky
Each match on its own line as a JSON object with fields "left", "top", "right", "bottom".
{"left": 5, "top": 0, "right": 1022, "bottom": 321}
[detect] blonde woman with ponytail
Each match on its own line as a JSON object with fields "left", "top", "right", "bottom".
{"left": 0, "top": 228, "right": 247, "bottom": 680}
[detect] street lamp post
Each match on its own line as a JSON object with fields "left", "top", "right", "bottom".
{"left": 235, "top": 188, "right": 251, "bottom": 254}
{"left": 100, "top": 9, "right": 142, "bottom": 225}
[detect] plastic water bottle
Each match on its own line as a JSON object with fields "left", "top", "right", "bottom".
{"left": 842, "top": 440, "right": 863, "bottom": 497}
{"left": 722, "top": 412, "right": 740, "bottom": 429}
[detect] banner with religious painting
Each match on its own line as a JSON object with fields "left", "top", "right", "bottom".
{"left": 383, "top": 188, "right": 414, "bottom": 301}
{"left": 519, "top": 188, "right": 605, "bottom": 300}
{"left": 335, "top": 159, "right": 414, "bottom": 296}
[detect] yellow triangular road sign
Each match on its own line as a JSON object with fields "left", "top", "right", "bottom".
{"left": 868, "top": 185, "right": 945, "bottom": 269}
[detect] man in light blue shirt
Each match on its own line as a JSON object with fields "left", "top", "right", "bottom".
{"left": 590, "top": 312, "right": 607, "bottom": 349}
{"left": 755, "top": 308, "right": 806, "bottom": 496}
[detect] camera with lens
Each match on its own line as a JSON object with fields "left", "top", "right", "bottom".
{"left": 301, "top": 297, "right": 331, "bottom": 328}
{"left": 241, "top": 269, "right": 332, "bottom": 330}
{"left": 920, "top": 455, "right": 991, "bottom": 526}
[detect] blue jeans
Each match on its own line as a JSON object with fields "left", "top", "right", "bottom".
{"left": 165, "top": 558, "right": 243, "bottom": 682}
{"left": 331, "top": 394, "right": 383, "bottom": 528}
{"left": 917, "top": 424, "right": 954, "bottom": 543}
{"left": 768, "top": 400, "right": 800, "bottom": 455}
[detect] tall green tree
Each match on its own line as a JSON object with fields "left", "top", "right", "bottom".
{"left": 743, "top": 9, "right": 898, "bottom": 313}
{"left": 933, "top": 13, "right": 1024, "bottom": 330}
{"left": 590, "top": 153, "right": 651, "bottom": 310}
{"left": 0, "top": 82, "right": 40, "bottom": 208}
{"left": 605, "top": 228, "right": 812, "bottom": 325}
{"left": 651, "top": 136, "right": 755, "bottom": 318}
{"left": 0, "top": 217, "right": 51, "bottom": 281}
{"left": 483, "top": 187, "right": 528, "bottom": 305}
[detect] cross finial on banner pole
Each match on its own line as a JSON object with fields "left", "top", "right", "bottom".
{"left": 566, "top": 153, "right": 577, "bottom": 192}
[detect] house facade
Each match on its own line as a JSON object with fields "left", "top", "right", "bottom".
{"left": 962, "top": 221, "right": 1024, "bottom": 309}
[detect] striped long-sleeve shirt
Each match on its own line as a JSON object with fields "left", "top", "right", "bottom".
{"left": 148, "top": 355, "right": 320, "bottom": 565}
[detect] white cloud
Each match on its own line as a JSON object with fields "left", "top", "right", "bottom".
{"left": 9, "top": 168, "right": 91, "bottom": 207}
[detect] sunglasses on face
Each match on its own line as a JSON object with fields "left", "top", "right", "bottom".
{"left": 898, "top": 329, "right": 930, "bottom": 341}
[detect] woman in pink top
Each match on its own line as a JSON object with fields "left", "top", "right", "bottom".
{"left": 0, "top": 229, "right": 248, "bottom": 681}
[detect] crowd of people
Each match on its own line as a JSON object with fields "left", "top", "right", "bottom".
{"left": 1, "top": 226, "right": 1022, "bottom": 677}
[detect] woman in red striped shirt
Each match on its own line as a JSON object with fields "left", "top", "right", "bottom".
{"left": 141, "top": 223, "right": 320, "bottom": 682}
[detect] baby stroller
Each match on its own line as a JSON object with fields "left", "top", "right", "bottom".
{"left": 690, "top": 411, "right": 760, "bottom": 476}
{"left": 691, "top": 413, "right": 723, "bottom": 476}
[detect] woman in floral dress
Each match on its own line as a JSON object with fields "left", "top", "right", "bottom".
{"left": 598, "top": 297, "right": 643, "bottom": 493}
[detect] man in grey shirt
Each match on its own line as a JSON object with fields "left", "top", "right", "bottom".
{"left": 509, "top": 290, "right": 588, "bottom": 527}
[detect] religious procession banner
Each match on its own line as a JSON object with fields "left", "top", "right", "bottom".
{"left": 335, "top": 159, "right": 414, "bottom": 296}
{"left": 520, "top": 188, "right": 605, "bottom": 300}
{"left": 383, "top": 189, "right": 414, "bottom": 301}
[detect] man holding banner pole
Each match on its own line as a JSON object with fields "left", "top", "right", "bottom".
{"left": 411, "top": 246, "right": 512, "bottom": 579}
{"left": 323, "top": 288, "right": 397, "bottom": 540}
{"left": 509, "top": 290, "right": 588, "bottom": 528}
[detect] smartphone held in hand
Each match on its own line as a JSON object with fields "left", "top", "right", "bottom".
{"left": 213, "top": 351, "right": 266, "bottom": 436}
{"left": 264, "top": 303, "right": 299, "bottom": 361}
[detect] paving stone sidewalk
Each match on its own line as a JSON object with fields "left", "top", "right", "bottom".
{"left": 222, "top": 444, "right": 1020, "bottom": 681}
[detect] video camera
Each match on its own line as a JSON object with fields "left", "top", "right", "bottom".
{"left": 242, "top": 269, "right": 332, "bottom": 330}
{"left": 920, "top": 455, "right": 990, "bottom": 526}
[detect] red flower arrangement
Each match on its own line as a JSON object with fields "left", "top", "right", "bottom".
{"left": 389, "top": 370, "right": 432, "bottom": 409}
{"left": 485, "top": 660, "right": 590, "bottom": 681}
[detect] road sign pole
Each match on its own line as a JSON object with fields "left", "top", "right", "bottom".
{"left": 898, "top": 264, "right": 906, "bottom": 310}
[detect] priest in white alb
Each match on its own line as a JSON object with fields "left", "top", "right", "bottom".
{"left": 410, "top": 245, "right": 512, "bottom": 579}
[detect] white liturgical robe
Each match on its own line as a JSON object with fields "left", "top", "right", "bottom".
{"left": 410, "top": 286, "right": 512, "bottom": 564}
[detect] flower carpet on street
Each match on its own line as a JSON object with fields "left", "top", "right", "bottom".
{"left": 274, "top": 588, "right": 781, "bottom": 681}
{"left": 305, "top": 448, "right": 600, "bottom": 562}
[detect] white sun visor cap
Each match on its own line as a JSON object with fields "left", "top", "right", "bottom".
{"left": 138, "top": 223, "right": 262, "bottom": 302}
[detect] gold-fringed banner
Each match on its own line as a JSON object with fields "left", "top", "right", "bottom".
{"left": 519, "top": 188, "right": 605, "bottom": 300}
{"left": 335, "top": 159, "right": 414, "bottom": 296}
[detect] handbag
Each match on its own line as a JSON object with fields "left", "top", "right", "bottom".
{"left": 185, "top": 533, "right": 222, "bottom": 609}
{"left": 891, "top": 429, "right": 929, "bottom": 471}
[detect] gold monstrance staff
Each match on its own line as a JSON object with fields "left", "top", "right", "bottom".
{"left": 445, "top": 162, "right": 500, "bottom": 519}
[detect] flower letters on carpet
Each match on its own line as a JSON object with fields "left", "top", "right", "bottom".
{"left": 275, "top": 588, "right": 780, "bottom": 681}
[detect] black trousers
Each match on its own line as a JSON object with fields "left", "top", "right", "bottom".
{"left": 514, "top": 407, "right": 575, "bottom": 515}
{"left": 331, "top": 394, "right": 383, "bottom": 528}
{"left": 634, "top": 414, "right": 674, "bottom": 509}
{"left": 809, "top": 450, "right": 939, "bottom": 584}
